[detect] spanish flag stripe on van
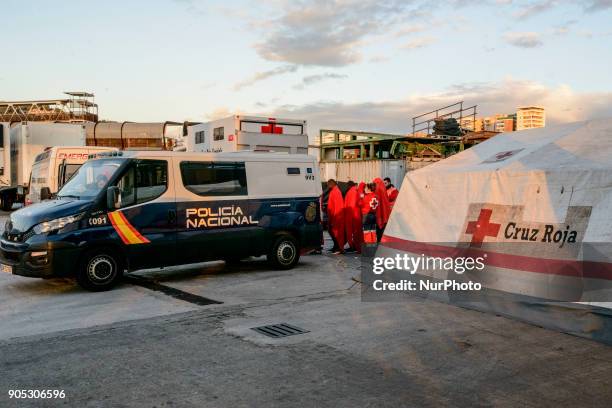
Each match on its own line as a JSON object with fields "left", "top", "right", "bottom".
{"left": 108, "top": 212, "right": 131, "bottom": 244}
{"left": 115, "top": 211, "right": 150, "bottom": 243}
{"left": 108, "top": 211, "right": 150, "bottom": 245}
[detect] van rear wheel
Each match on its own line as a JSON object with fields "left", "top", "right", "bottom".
{"left": 76, "top": 249, "right": 123, "bottom": 292}
{"left": 268, "top": 234, "right": 300, "bottom": 269}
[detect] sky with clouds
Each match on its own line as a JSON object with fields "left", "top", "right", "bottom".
{"left": 2, "top": 0, "right": 612, "bottom": 138}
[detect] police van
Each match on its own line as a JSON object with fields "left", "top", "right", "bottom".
{"left": 0, "top": 151, "right": 322, "bottom": 291}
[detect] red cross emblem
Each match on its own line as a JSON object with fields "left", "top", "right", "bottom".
{"left": 369, "top": 197, "right": 379, "bottom": 211}
{"left": 465, "top": 209, "right": 500, "bottom": 247}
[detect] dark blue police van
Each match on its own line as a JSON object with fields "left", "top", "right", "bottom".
{"left": 0, "top": 151, "right": 322, "bottom": 291}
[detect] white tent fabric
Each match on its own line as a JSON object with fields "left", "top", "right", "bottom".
{"left": 379, "top": 118, "right": 612, "bottom": 303}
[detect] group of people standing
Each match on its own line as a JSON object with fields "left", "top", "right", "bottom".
{"left": 325, "top": 177, "right": 399, "bottom": 254}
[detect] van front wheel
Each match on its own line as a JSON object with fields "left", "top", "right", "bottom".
{"left": 268, "top": 234, "right": 300, "bottom": 269}
{"left": 76, "top": 249, "right": 123, "bottom": 292}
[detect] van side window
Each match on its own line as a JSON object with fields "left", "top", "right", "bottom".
{"left": 180, "top": 161, "right": 247, "bottom": 196}
{"left": 135, "top": 160, "right": 168, "bottom": 204}
{"left": 116, "top": 160, "right": 168, "bottom": 207}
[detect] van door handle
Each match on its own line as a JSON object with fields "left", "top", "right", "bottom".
{"left": 168, "top": 209, "right": 177, "bottom": 224}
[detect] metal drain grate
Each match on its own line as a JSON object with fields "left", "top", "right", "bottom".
{"left": 251, "top": 323, "right": 309, "bottom": 338}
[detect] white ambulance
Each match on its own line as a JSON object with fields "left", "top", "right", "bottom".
{"left": 187, "top": 115, "right": 308, "bottom": 154}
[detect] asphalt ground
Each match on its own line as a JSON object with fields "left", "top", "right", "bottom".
{"left": 1, "top": 210, "right": 612, "bottom": 407}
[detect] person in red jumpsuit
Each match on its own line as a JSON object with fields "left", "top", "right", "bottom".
{"left": 343, "top": 181, "right": 363, "bottom": 253}
{"left": 384, "top": 177, "right": 399, "bottom": 208}
{"left": 360, "top": 182, "right": 378, "bottom": 229}
{"left": 373, "top": 178, "right": 392, "bottom": 242}
{"left": 326, "top": 179, "right": 346, "bottom": 254}
{"left": 357, "top": 181, "right": 366, "bottom": 198}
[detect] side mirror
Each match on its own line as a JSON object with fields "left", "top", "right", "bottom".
{"left": 40, "top": 187, "right": 52, "bottom": 201}
{"left": 106, "top": 186, "right": 120, "bottom": 209}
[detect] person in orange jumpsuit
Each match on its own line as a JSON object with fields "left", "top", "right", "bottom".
{"left": 343, "top": 181, "right": 363, "bottom": 253}
{"left": 373, "top": 178, "right": 392, "bottom": 242}
{"left": 326, "top": 179, "right": 346, "bottom": 254}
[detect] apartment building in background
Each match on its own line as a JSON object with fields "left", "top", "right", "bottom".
{"left": 460, "top": 106, "right": 546, "bottom": 134}
{"left": 493, "top": 115, "right": 517, "bottom": 133}
{"left": 460, "top": 113, "right": 517, "bottom": 133}
{"left": 516, "top": 106, "right": 546, "bottom": 131}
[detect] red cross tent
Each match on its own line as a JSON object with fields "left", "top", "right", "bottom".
{"left": 377, "top": 118, "right": 612, "bottom": 340}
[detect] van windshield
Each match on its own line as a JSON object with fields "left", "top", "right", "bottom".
{"left": 57, "top": 159, "right": 124, "bottom": 200}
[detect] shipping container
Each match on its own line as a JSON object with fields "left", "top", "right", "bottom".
{"left": 319, "top": 159, "right": 433, "bottom": 188}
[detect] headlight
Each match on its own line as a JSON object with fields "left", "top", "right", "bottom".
{"left": 33, "top": 213, "right": 84, "bottom": 234}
